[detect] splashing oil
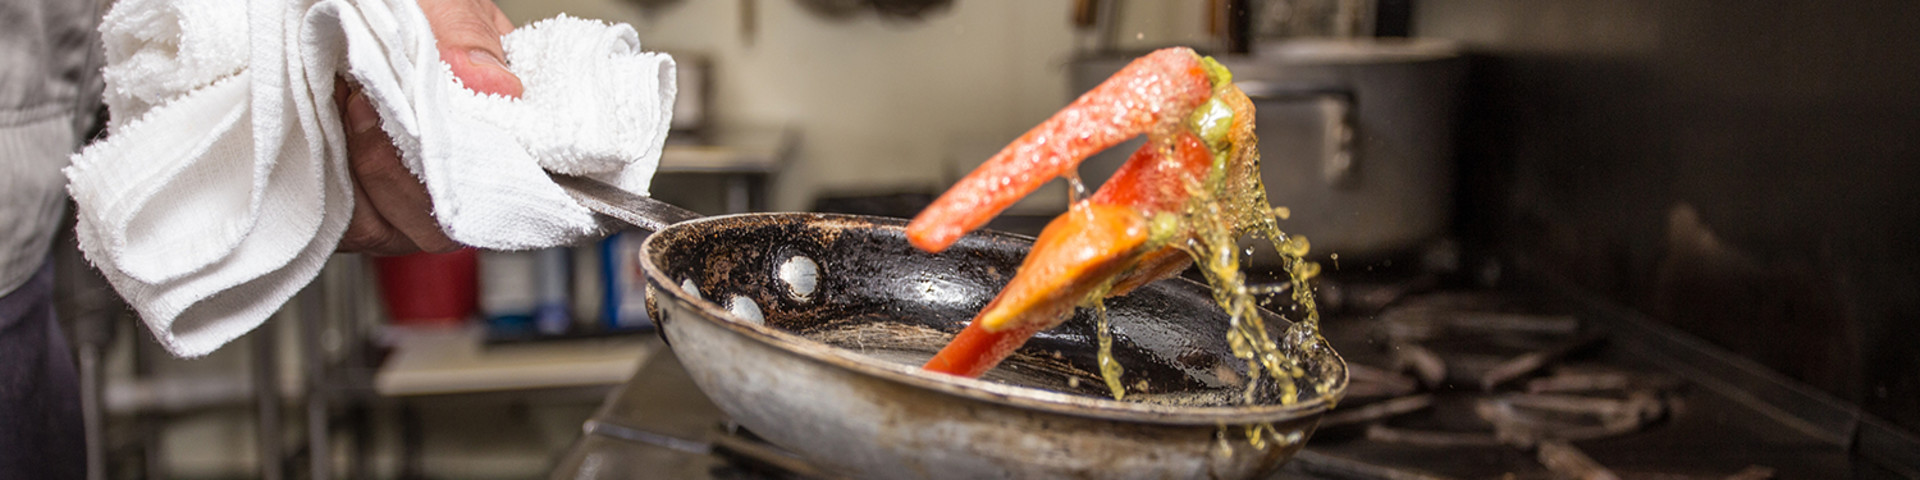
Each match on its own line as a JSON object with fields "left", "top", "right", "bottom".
{"left": 1077, "top": 57, "right": 1342, "bottom": 454}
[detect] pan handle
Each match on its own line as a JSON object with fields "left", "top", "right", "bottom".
{"left": 550, "top": 173, "right": 707, "bottom": 233}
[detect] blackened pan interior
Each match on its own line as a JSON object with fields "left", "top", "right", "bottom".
{"left": 640, "top": 212, "right": 1344, "bottom": 424}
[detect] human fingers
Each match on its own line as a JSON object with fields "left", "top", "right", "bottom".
{"left": 419, "top": 0, "right": 523, "bottom": 97}
{"left": 333, "top": 78, "right": 414, "bottom": 255}
{"left": 341, "top": 180, "right": 416, "bottom": 256}
{"left": 339, "top": 84, "right": 462, "bottom": 254}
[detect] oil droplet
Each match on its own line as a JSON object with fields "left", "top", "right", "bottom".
{"left": 1093, "top": 301, "right": 1127, "bottom": 401}
{"left": 1212, "top": 426, "right": 1234, "bottom": 460}
{"left": 1063, "top": 168, "right": 1090, "bottom": 205}
{"left": 1279, "top": 235, "right": 1311, "bottom": 257}
{"left": 1247, "top": 283, "right": 1291, "bottom": 296}
{"left": 1245, "top": 424, "right": 1268, "bottom": 449}
{"left": 1273, "top": 206, "right": 1291, "bottom": 220}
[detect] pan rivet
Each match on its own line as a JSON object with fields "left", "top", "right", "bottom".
{"left": 680, "top": 278, "right": 704, "bottom": 300}
{"left": 728, "top": 295, "right": 765, "bottom": 325}
{"left": 779, "top": 255, "right": 819, "bottom": 302}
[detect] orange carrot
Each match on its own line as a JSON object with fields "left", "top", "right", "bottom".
{"left": 922, "top": 132, "right": 1214, "bottom": 377}
{"left": 905, "top": 47, "right": 1212, "bottom": 253}
{"left": 922, "top": 320, "right": 1045, "bottom": 378}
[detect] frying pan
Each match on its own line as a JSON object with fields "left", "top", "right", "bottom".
{"left": 555, "top": 175, "right": 1348, "bottom": 479}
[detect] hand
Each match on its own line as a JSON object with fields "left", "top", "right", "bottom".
{"left": 335, "top": 0, "right": 523, "bottom": 255}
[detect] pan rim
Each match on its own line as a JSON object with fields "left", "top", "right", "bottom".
{"left": 638, "top": 211, "right": 1348, "bottom": 426}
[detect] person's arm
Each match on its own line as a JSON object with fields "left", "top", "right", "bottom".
{"left": 335, "top": 0, "right": 523, "bottom": 255}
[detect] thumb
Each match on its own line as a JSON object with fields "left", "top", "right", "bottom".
{"left": 420, "top": 0, "right": 523, "bottom": 98}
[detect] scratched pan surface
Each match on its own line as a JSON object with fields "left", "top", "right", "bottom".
{"left": 637, "top": 211, "right": 1348, "bottom": 480}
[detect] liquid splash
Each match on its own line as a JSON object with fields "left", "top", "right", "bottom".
{"left": 1092, "top": 301, "right": 1128, "bottom": 400}
{"left": 1085, "top": 63, "right": 1343, "bottom": 453}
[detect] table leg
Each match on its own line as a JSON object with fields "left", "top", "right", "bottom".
{"left": 253, "top": 317, "right": 284, "bottom": 480}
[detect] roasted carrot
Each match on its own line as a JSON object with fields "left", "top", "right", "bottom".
{"left": 905, "top": 48, "right": 1212, "bottom": 253}
{"left": 1087, "top": 130, "right": 1216, "bottom": 213}
{"left": 915, "top": 47, "right": 1258, "bottom": 378}
{"left": 922, "top": 132, "right": 1214, "bottom": 376}
{"left": 923, "top": 202, "right": 1144, "bottom": 376}
{"left": 921, "top": 320, "right": 1046, "bottom": 378}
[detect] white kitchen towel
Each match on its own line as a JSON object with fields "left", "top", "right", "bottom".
{"left": 66, "top": 0, "right": 674, "bottom": 357}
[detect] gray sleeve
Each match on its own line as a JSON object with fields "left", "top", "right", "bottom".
{"left": 0, "top": 0, "right": 104, "bottom": 295}
{"left": 0, "top": 0, "right": 105, "bottom": 140}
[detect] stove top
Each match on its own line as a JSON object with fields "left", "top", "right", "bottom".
{"left": 550, "top": 273, "right": 1920, "bottom": 479}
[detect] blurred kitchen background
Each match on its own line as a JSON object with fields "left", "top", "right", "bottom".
{"left": 51, "top": 0, "right": 1920, "bottom": 478}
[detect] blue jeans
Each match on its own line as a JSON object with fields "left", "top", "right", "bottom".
{"left": 0, "top": 261, "right": 84, "bottom": 479}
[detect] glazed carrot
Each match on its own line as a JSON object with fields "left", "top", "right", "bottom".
{"left": 1090, "top": 130, "right": 1214, "bottom": 217}
{"left": 922, "top": 313, "right": 1045, "bottom": 377}
{"left": 923, "top": 132, "right": 1213, "bottom": 376}
{"left": 924, "top": 202, "right": 1144, "bottom": 376}
{"left": 905, "top": 48, "right": 1212, "bottom": 253}
{"left": 1107, "top": 246, "right": 1191, "bottom": 297}
{"left": 1086, "top": 131, "right": 1217, "bottom": 297}
{"left": 974, "top": 203, "right": 1149, "bottom": 332}
{"left": 916, "top": 47, "right": 1259, "bottom": 379}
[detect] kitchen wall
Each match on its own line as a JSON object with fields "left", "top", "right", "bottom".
{"left": 1411, "top": 1, "right": 1920, "bottom": 432}
{"left": 493, "top": 0, "right": 1212, "bottom": 212}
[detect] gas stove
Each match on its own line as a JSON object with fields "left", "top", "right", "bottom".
{"left": 1273, "top": 275, "right": 1898, "bottom": 479}
{"left": 549, "top": 271, "right": 1920, "bottom": 479}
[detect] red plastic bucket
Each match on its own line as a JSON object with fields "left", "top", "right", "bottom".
{"left": 373, "top": 248, "right": 478, "bottom": 325}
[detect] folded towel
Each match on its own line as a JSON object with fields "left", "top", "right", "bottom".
{"left": 67, "top": 0, "right": 675, "bottom": 357}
